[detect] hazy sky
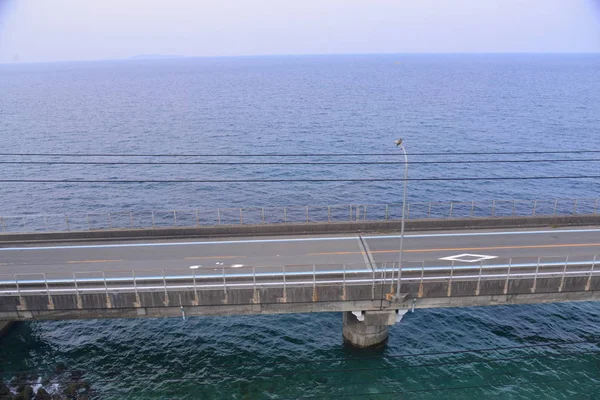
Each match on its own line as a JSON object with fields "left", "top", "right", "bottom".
{"left": 0, "top": 0, "right": 599, "bottom": 63}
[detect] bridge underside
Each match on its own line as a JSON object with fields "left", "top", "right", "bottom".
{"left": 2, "top": 274, "right": 600, "bottom": 347}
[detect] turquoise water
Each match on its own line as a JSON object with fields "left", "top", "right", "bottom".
{"left": 2, "top": 304, "right": 600, "bottom": 399}
{"left": 1, "top": 54, "right": 600, "bottom": 398}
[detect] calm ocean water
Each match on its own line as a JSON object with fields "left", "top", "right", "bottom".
{"left": 1, "top": 54, "right": 600, "bottom": 398}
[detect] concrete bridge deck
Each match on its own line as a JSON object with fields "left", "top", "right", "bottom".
{"left": 2, "top": 226, "right": 599, "bottom": 347}
{"left": 1, "top": 226, "right": 599, "bottom": 276}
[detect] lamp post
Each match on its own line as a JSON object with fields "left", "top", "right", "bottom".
{"left": 395, "top": 139, "right": 408, "bottom": 299}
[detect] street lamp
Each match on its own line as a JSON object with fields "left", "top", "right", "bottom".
{"left": 395, "top": 139, "right": 408, "bottom": 299}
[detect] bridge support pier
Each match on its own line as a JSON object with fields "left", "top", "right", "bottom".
{"left": 342, "top": 310, "right": 406, "bottom": 348}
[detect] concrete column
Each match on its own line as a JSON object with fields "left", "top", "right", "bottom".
{"left": 343, "top": 310, "right": 404, "bottom": 348}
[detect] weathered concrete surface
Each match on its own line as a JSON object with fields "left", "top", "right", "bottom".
{"left": 2, "top": 274, "right": 599, "bottom": 321}
{"left": 1, "top": 215, "right": 598, "bottom": 243}
{"left": 343, "top": 311, "right": 390, "bottom": 348}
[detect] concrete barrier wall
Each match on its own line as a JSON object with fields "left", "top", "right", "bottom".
{"left": 2, "top": 274, "right": 599, "bottom": 321}
{"left": 1, "top": 215, "right": 599, "bottom": 243}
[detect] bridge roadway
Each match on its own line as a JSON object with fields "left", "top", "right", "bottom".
{"left": 0, "top": 226, "right": 599, "bottom": 281}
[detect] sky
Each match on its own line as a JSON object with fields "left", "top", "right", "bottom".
{"left": 0, "top": 0, "right": 599, "bottom": 63}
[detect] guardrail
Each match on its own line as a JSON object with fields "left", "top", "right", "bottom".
{"left": 1, "top": 254, "right": 597, "bottom": 298}
{"left": 0, "top": 197, "right": 598, "bottom": 234}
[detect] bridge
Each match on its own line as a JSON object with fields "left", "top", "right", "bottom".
{"left": 1, "top": 198, "right": 599, "bottom": 347}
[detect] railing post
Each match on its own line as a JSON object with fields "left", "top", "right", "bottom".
{"left": 503, "top": 258, "right": 512, "bottom": 295}
{"left": 449, "top": 202, "right": 454, "bottom": 218}
{"left": 585, "top": 255, "right": 597, "bottom": 291}
{"left": 252, "top": 266, "right": 258, "bottom": 304}
{"left": 531, "top": 257, "right": 541, "bottom": 293}
{"left": 328, "top": 206, "right": 331, "bottom": 223}
{"left": 532, "top": 200, "right": 538, "bottom": 216}
{"left": 372, "top": 263, "right": 376, "bottom": 300}
{"left": 86, "top": 214, "right": 91, "bottom": 230}
{"left": 418, "top": 261, "right": 425, "bottom": 298}
{"left": 558, "top": 256, "right": 569, "bottom": 292}
{"left": 573, "top": 199, "right": 578, "bottom": 215}
{"left": 132, "top": 270, "right": 138, "bottom": 299}
{"left": 173, "top": 210, "right": 178, "bottom": 227}
{"left": 389, "top": 262, "right": 395, "bottom": 293}
{"left": 594, "top": 199, "right": 599, "bottom": 215}
{"left": 306, "top": 206, "right": 309, "bottom": 223}
{"left": 240, "top": 208, "right": 243, "bottom": 225}
{"left": 476, "top": 261, "right": 483, "bottom": 296}
{"left": 313, "top": 264, "right": 317, "bottom": 302}
{"left": 129, "top": 212, "right": 134, "bottom": 228}
{"left": 406, "top": 203, "right": 410, "bottom": 220}
{"left": 222, "top": 267, "right": 227, "bottom": 298}
{"left": 161, "top": 270, "right": 170, "bottom": 306}
{"left": 427, "top": 202, "right": 432, "bottom": 219}
{"left": 109, "top": 213, "right": 114, "bottom": 229}
{"left": 217, "top": 209, "right": 221, "bottom": 225}
{"left": 385, "top": 205, "right": 389, "bottom": 221}
{"left": 102, "top": 271, "right": 109, "bottom": 298}
{"left": 43, "top": 273, "right": 53, "bottom": 307}
{"left": 342, "top": 263, "right": 347, "bottom": 299}
{"left": 512, "top": 200, "right": 516, "bottom": 216}
{"left": 73, "top": 272, "right": 79, "bottom": 297}
{"left": 43, "top": 272, "right": 50, "bottom": 294}
{"left": 43, "top": 215, "right": 48, "bottom": 231}
{"left": 14, "top": 274, "right": 21, "bottom": 298}
{"left": 363, "top": 205, "right": 367, "bottom": 221}
{"left": 397, "top": 258, "right": 403, "bottom": 296}
{"left": 552, "top": 199, "right": 558, "bottom": 216}
{"left": 0, "top": 217, "right": 5, "bottom": 233}
{"left": 262, "top": 207, "right": 265, "bottom": 224}
{"left": 470, "top": 201, "right": 475, "bottom": 218}
{"left": 22, "top": 216, "right": 26, "bottom": 232}
{"left": 282, "top": 265, "right": 287, "bottom": 300}
{"left": 447, "top": 261, "right": 455, "bottom": 297}
{"left": 283, "top": 207, "right": 287, "bottom": 223}
{"left": 192, "top": 269, "right": 198, "bottom": 301}
{"left": 65, "top": 214, "right": 70, "bottom": 231}
{"left": 349, "top": 205, "right": 352, "bottom": 221}
{"left": 491, "top": 200, "right": 496, "bottom": 217}
{"left": 195, "top": 209, "right": 200, "bottom": 226}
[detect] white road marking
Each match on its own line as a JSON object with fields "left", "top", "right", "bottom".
{"left": 1, "top": 228, "right": 599, "bottom": 252}
{"left": 439, "top": 254, "right": 499, "bottom": 263}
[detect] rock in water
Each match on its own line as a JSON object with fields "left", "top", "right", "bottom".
{"left": 33, "top": 388, "right": 52, "bottom": 400}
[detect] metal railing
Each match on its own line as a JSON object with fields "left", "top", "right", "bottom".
{"left": 0, "top": 197, "right": 598, "bottom": 234}
{"left": 1, "top": 254, "right": 598, "bottom": 298}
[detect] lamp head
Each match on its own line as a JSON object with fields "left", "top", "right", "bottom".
{"left": 395, "top": 139, "right": 403, "bottom": 147}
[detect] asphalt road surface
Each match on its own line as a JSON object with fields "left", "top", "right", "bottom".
{"left": 1, "top": 227, "right": 599, "bottom": 282}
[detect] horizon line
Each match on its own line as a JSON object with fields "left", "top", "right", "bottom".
{"left": 2, "top": 50, "right": 599, "bottom": 66}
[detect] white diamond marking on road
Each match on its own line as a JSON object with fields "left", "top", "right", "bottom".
{"left": 439, "top": 254, "right": 499, "bottom": 263}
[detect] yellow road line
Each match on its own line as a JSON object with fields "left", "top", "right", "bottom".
{"left": 67, "top": 259, "right": 123, "bottom": 264}
{"left": 185, "top": 256, "right": 246, "bottom": 260}
{"left": 308, "top": 242, "right": 600, "bottom": 256}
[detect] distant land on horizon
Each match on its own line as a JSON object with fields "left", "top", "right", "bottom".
{"left": 128, "top": 54, "right": 187, "bottom": 60}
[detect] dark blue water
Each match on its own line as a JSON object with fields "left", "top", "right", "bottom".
{"left": 1, "top": 54, "right": 600, "bottom": 398}
{"left": 0, "top": 54, "right": 599, "bottom": 215}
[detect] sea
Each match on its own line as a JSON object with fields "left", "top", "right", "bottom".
{"left": 0, "top": 53, "right": 599, "bottom": 399}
